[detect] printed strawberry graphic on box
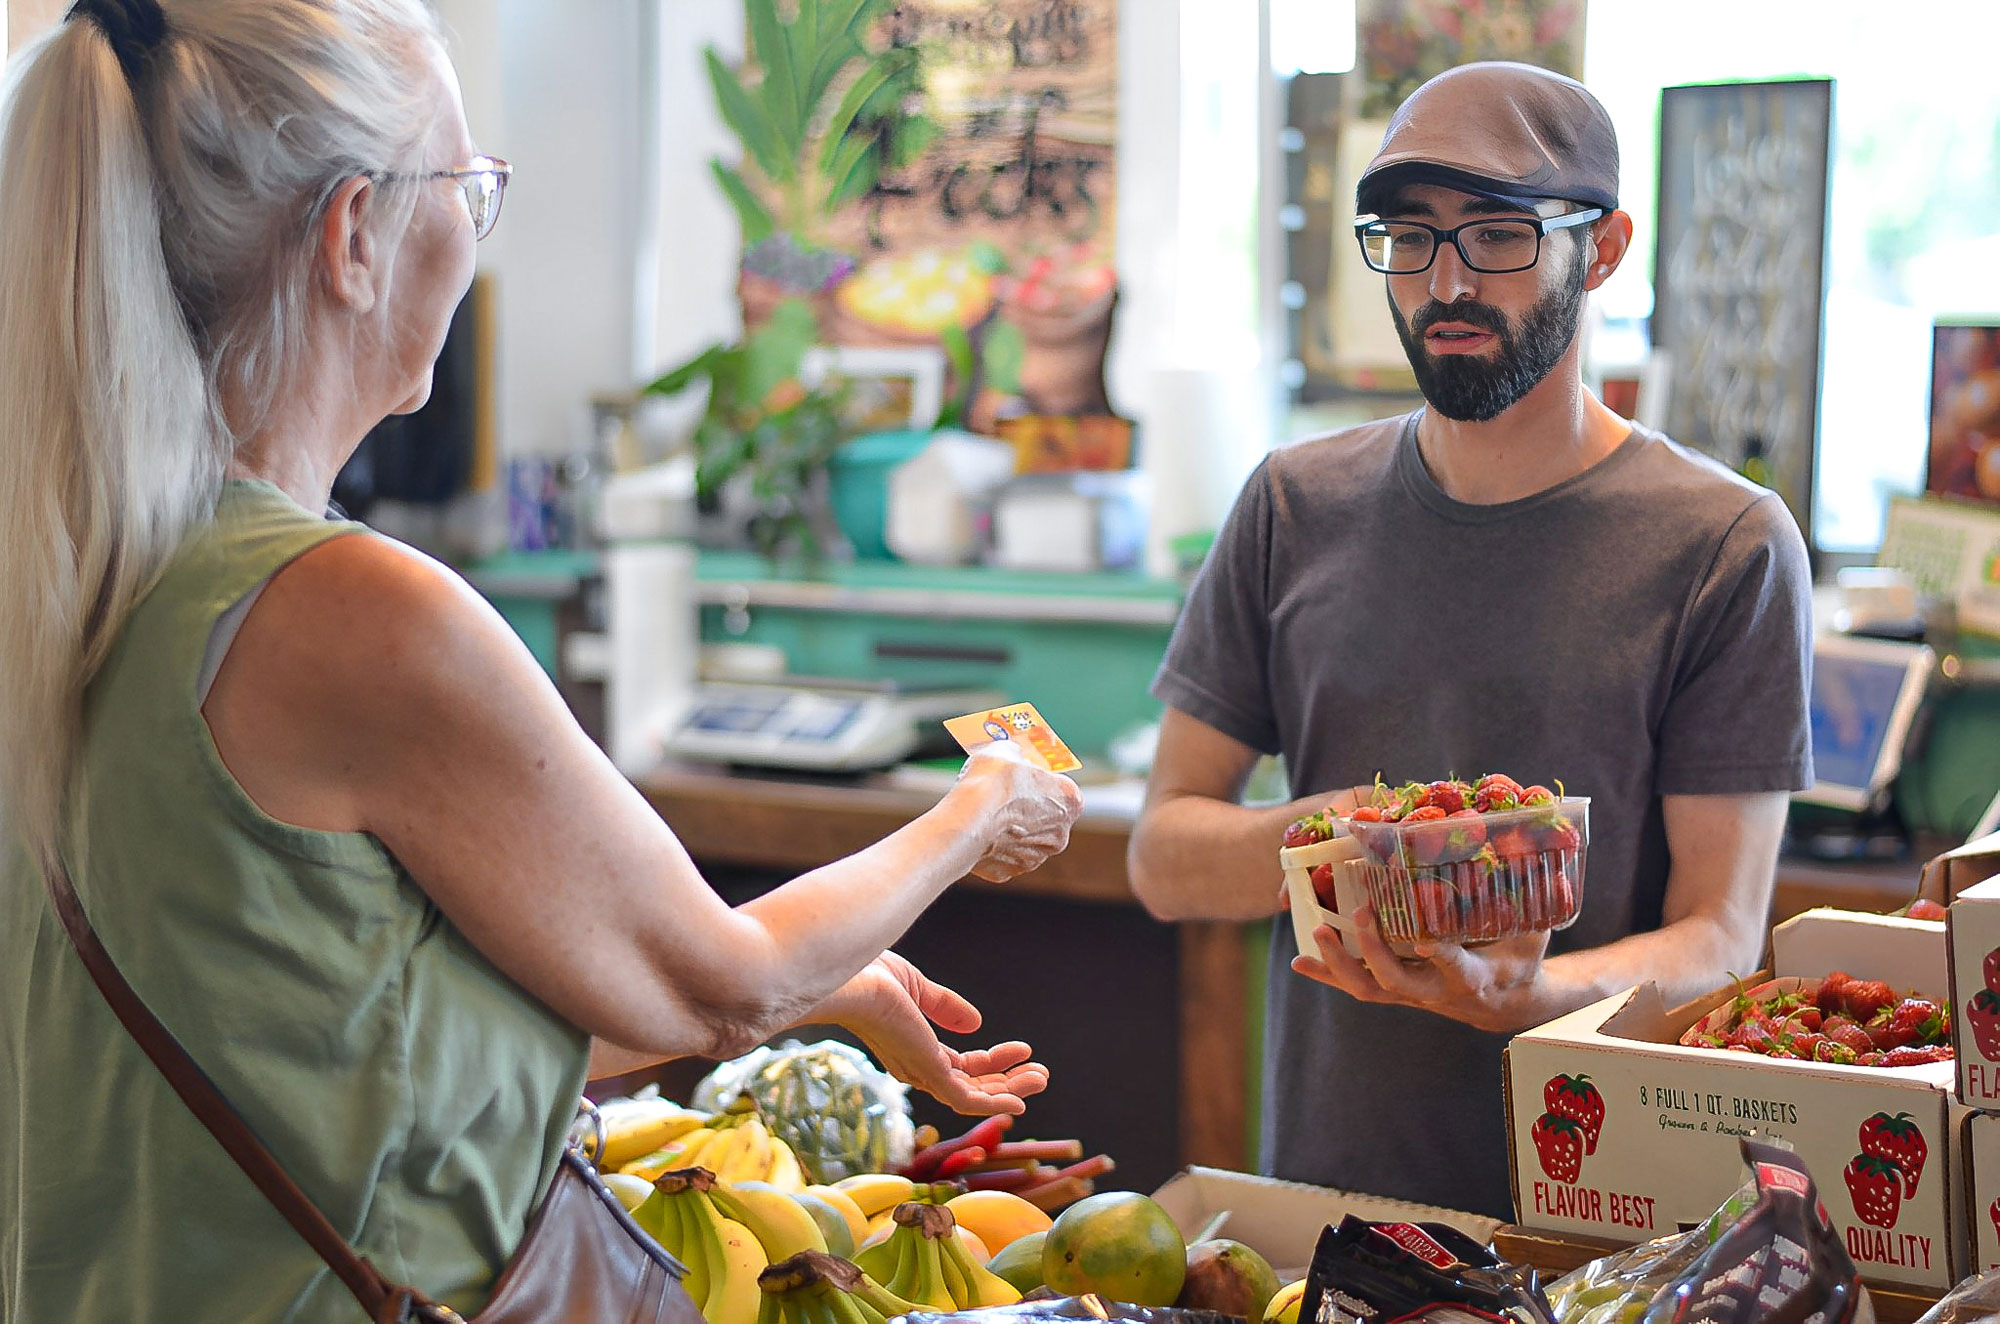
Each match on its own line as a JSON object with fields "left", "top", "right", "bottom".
{"left": 1990, "top": 1195, "right": 2000, "bottom": 1249}
{"left": 1844, "top": 1154, "right": 1903, "bottom": 1229}
{"left": 1859, "top": 1110, "right": 1929, "bottom": 1198}
{"left": 1543, "top": 1073, "right": 1604, "bottom": 1155}
{"left": 1530, "top": 1113, "right": 1583, "bottom": 1184}
{"left": 1971, "top": 988, "right": 2000, "bottom": 1061}
{"left": 1985, "top": 946, "right": 2000, "bottom": 995}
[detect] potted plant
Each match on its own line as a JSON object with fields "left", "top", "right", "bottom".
{"left": 704, "top": 0, "right": 936, "bottom": 328}
{"left": 643, "top": 298, "right": 850, "bottom": 567}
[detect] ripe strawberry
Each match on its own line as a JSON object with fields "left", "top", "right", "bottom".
{"left": 1813, "top": 1039, "right": 1858, "bottom": 1066}
{"left": 1543, "top": 1074, "right": 1605, "bottom": 1154}
{"left": 1726, "top": 1020, "right": 1780, "bottom": 1054}
{"left": 1530, "top": 1113, "right": 1584, "bottom": 1184}
{"left": 1474, "top": 772, "right": 1522, "bottom": 799}
{"left": 1968, "top": 988, "right": 2000, "bottom": 1061}
{"left": 1782, "top": 1005, "right": 1823, "bottom": 1033}
{"left": 1818, "top": 971, "right": 1857, "bottom": 1017}
{"left": 1410, "top": 876, "right": 1459, "bottom": 938}
{"left": 1308, "top": 862, "right": 1338, "bottom": 910}
{"left": 1490, "top": 826, "right": 1540, "bottom": 861}
{"left": 1787, "top": 1031, "right": 1828, "bottom": 1060}
{"left": 1872, "top": 998, "right": 1947, "bottom": 1051}
{"left": 1518, "top": 784, "right": 1556, "bottom": 806}
{"left": 1424, "top": 780, "right": 1468, "bottom": 814}
{"left": 1472, "top": 782, "right": 1520, "bottom": 813}
{"left": 1844, "top": 1155, "right": 1903, "bottom": 1229}
{"left": 1400, "top": 805, "right": 1452, "bottom": 866}
{"left": 1822, "top": 1017, "right": 1874, "bottom": 1055}
{"left": 1283, "top": 814, "right": 1332, "bottom": 848}
{"left": 1535, "top": 818, "right": 1583, "bottom": 855}
{"left": 1881, "top": 1044, "right": 1954, "bottom": 1067}
{"left": 1843, "top": 979, "right": 1897, "bottom": 1024}
{"left": 1858, "top": 1111, "right": 1928, "bottom": 1197}
{"left": 1899, "top": 898, "right": 1947, "bottom": 921}
{"left": 1426, "top": 808, "right": 1489, "bottom": 863}
{"left": 1348, "top": 805, "right": 1384, "bottom": 822}
{"left": 1857, "top": 1050, "right": 1887, "bottom": 1066}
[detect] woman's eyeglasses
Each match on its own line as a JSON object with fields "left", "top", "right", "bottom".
{"left": 369, "top": 155, "right": 512, "bottom": 240}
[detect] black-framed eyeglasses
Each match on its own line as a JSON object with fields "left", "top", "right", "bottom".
{"left": 370, "top": 154, "right": 512, "bottom": 240}
{"left": 1353, "top": 207, "right": 1603, "bottom": 275}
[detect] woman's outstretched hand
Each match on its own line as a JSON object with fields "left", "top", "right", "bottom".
{"left": 834, "top": 952, "right": 1048, "bottom": 1115}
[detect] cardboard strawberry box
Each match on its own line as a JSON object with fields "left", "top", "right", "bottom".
{"left": 1947, "top": 874, "right": 2000, "bottom": 1107}
{"left": 1955, "top": 1108, "right": 2000, "bottom": 1276}
{"left": 1504, "top": 908, "right": 1959, "bottom": 1290}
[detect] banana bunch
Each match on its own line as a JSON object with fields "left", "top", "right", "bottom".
{"left": 594, "top": 1097, "right": 711, "bottom": 1172}
{"left": 831, "top": 1175, "right": 960, "bottom": 1245}
{"left": 851, "top": 1202, "right": 1020, "bottom": 1312}
{"left": 621, "top": 1098, "right": 807, "bottom": 1192}
{"left": 756, "top": 1252, "right": 926, "bottom": 1324}
{"left": 632, "top": 1170, "right": 768, "bottom": 1324}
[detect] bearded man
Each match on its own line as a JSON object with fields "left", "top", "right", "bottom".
{"left": 1126, "top": 62, "right": 1814, "bottom": 1219}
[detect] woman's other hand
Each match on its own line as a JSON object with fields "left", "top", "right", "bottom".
{"left": 833, "top": 952, "right": 1048, "bottom": 1115}
{"left": 953, "top": 743, "right": 1083, "bottom": 883}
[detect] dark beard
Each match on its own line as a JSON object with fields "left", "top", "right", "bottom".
{"left": 1390, "top": 261, "right": 1587, "bottom": 422}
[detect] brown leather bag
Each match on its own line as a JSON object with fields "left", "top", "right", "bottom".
{"left": 42, "top": 852, "right": 707, "bottom": 1323}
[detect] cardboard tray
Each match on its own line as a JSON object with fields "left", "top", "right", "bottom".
{"left": 1150, "top": 1166, "right": 1501, "bottom": 1281}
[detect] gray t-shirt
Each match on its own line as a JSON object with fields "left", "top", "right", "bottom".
{"left": 1151, "top": 412, "right": 1813, "bottom": 1219}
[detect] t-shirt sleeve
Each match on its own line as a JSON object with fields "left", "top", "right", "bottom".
{"left": 1654, "top": 492, "right": 1815, "bottom": 795}
{"left": 1150, "top": 459, "right": 1282, "bottom": 755}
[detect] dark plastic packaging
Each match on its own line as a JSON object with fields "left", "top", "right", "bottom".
{"left": 1300, "top": 1215, "right": 1557, "bottom": 1323}
{"left": 1639, "top": 1139, "right": 1871, "bottom": 1324}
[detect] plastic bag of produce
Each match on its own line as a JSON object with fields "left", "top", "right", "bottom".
{"left": 693, "top": 1038, "right": 915, "bottom": 1183}
{"left": 1299, "top": 1215, "right": 1557, "bottom": 1323}
{"left": 1546, "top": 1180, "right": 1757, "bottom": 1322}
{"left": 1639, "top": 1139, "right": 1871, "bottom": 1323}
{"left": 1913, "top": 1269, "right": 2000, "bottom": 1322}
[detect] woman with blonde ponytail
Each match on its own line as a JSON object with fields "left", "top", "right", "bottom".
{"left": 0, "top": 2, "right": 1081, "bottom": 1318}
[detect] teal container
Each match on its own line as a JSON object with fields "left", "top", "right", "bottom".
{"left": 828, "top": 429, "right": 933, "bottom": 560}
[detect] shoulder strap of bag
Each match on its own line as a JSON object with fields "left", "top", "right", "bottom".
{"left": 40, "top": 851, "right": 456, "bottom": 1323}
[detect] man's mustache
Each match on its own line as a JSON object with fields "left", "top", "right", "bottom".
{"left": 1410, "top": 301, "right": 1508, "bottom": 337}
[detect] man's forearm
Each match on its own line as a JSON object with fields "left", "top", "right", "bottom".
{"left": 1535, "top": 911, "right": 1760, "bottom": 1026}
{"left": 1129, "top": 790, "right": 1356, "bottom": 922}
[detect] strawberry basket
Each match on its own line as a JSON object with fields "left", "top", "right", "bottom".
{"left": 1349, "top": 797, "right": 1589, "bottom": 946}
{"left": 1280, "top": 784, "right": 1589, "bottom": 953}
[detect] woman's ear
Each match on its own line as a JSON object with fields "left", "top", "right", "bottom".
{"left": 1583, "top": 209, "right": 1635, "bottom": 291}
{"left": 318, "top": 175, "right": 380, "bottom": 315}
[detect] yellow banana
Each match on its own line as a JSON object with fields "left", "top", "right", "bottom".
{"left": 934, "top": 1225, "right": 971, "bottom": 1308}
{"left": 805, "top": 1186, "right": 869, "bottom": 1249}
{"left": 621, "top": 1127, "right": 714, "bottom": 1180}
{"left": 704, "top": 1122, "right": 761, "bottom": 1186}
{"left": 712, "top": 1181, "right": 827, "bottom": 1263}
{"left": 938, "top": 1219, "right": 1021, "bottom": 1307}
{"left": 764, "top": 1136, "right": 806, "bottom": 1193}
{"left": 728, "top": 1119, "right": 780, "bottom": 1185}
{"left": 759, "top": 1253, "right": 886, "bottom": 1324}
{"left": 706, "top": 1214, "right": 769, "bottom": 1324}
{"left": 598, "top": 1099, "right": 709, "bottom": 1171}
{"left": 831, "top": 1173, "right": 915, "bottom": 1219}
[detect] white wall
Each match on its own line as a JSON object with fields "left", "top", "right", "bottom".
{"left": 437, "top": 0, "right": 648, "bottom": 461}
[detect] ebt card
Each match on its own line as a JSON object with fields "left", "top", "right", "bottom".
{"left": 943, "top": 702, "right": 1082, "bottom": 773}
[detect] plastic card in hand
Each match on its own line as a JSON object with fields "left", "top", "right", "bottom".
{"left": 943, "top": 702, "right": 1081, "bottom": 773}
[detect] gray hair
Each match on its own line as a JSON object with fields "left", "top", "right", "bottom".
{"left": 0, "top": 0, "right": 444, "bottom": 862}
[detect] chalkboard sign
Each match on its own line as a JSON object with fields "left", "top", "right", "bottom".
{"left": 1652, "top": 78, "right": 1833, "bottom": 545}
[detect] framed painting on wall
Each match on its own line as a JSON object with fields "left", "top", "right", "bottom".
{"left": 1928, "top": 321, "right": 2000, "bottom": 507}
{"left": 1652, "top": 77, "right": 1834, "bottom": 546}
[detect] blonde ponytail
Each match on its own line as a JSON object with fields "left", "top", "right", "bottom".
{"left": 0, "top": 0, "right": 441, "bottom": 863}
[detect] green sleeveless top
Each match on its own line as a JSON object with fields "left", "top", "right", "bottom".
{"left": 1, "top": 480, "right": 589, "bottom": 1321}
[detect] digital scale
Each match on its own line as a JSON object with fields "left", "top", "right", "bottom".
{"left": 663, "top": 679, "right": 1005, "bottom": 773}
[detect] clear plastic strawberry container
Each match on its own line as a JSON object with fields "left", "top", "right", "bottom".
{"left": 1282, "top": 796, "right": 1589, "bottom": 952}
